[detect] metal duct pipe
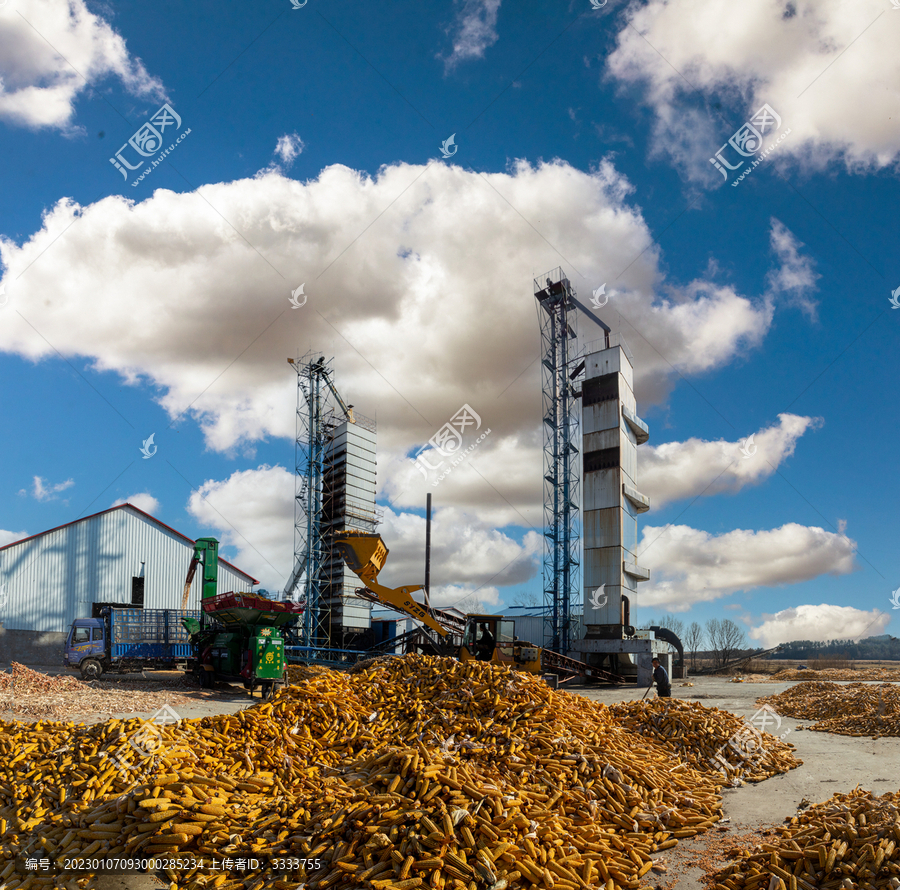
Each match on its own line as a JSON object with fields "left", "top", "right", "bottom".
{"left": 649, "top": 625, "right": 684, "bottom": 667}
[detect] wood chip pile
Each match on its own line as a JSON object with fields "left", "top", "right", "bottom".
{"left": 610, "top": 698, "right": 801, "bottom": 784}
{"left": 766, "top": 668, "right": 900, "bottom": 683}
{"left": 712, "top": 788, "right": 900, "bottom": 890}
{"left": 0, "top": 655, "right": 802, "bottom": 889}
{"left": 758, "top": 683, "right": 900, "bottom": 738}
{"left": 0, "top": 662, "right": 212, "bottom": 721}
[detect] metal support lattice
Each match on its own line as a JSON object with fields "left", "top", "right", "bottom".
{"left": 284, "top": 353, "right": 339, "bottom": 646}
{"left": 534, "top": 268, "right": 582, "bottom": 654}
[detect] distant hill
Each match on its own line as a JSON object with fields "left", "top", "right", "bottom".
{"left": 770, "top": 635, "right": 900, "bottom": 661}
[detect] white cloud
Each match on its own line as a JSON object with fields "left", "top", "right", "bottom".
{"left": 0, "top": 529, "right": 27, "bottom": 547}
{"left": 382, "top": 426, "right": 542, "bottom": 530}
{"left": 606, "top": 0, "right": 900, "bottom": 180}
{"left": 185, "top": 465, "right": 295, "bottom": 592}
{"left": 766, "top": 219, "right": 820, "bottom": 319}
{"left": 638, "top": 523, "right": 857, "bottom": 611}
{"left": 441, "top": 0, "right": 502, "bottom": 70}
{"left": 379, "top": 505, "right": 541, "bottom": 592}
{"left": 264, "top": 133, "right": 305, "bottom": 173}
{"left": 27, "top": 476, "right": 74, "bottom": 502}
{"left": 427, "top": 583, "right": 502, "bottom": 611}
{"left": 0, "top": 0, "right": 165, "bottom": 131}
{"left": 112, "top": 492, "right": 160, "bottom": 515}
{"left": 639, "top": 413, "right": 821, "bottom": 510}
{"left": 181, "top": 463, "right": 540, "bottom": 601}
{"left": 750, "top": 604, "right": 889, "bottom": 648}
{"left": 0, "top": 158, "right": 781, "bottom": 523}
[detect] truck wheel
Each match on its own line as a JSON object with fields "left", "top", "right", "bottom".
{"left": 81, "top": 659, "right": 103, "bottom": 681}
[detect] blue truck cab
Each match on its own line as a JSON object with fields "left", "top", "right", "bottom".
{"left": 64, "top": 619, "right": 106, "bottom": 679}
{"left": 64, "top": 608, "right": 199, "bottom": 680}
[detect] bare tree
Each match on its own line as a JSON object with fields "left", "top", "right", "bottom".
{"left": 454, "top": 594, "right": 490, "bottom": 615}
{"left": 655, "top": 614, "right": 686, "bottom": 640}
{"left": 720, "top": 619, "right": 746, "bottom": 666}
{"left": 684, "top": 621, "right": 703, "bottom": 671}
{"left": 646, "top": 615, "right": 685, "bottom": 637}
{"left": 706, "top": 618, "right": 724, "bottom": 667}
{"left": 512, "top": 591, "right": 543, "bottom": 608}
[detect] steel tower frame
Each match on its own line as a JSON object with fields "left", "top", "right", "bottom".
{"left": 534, "top": 268, "right": 582, "bottom": 654}
{"left": 285, "top": 353, "right": 340, "bottom": 647}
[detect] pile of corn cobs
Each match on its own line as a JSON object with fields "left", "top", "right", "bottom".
{"left": 758, "top": 683, "right": 900, "bottom": 738}
{"left": 0, "top": 655, "right": 804, "bottom": 890}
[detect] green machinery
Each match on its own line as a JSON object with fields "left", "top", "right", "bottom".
{"left": 181, "top": 537, "right": 303, "bottom": 698}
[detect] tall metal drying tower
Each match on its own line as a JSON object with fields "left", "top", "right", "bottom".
{"left": 284, "top": 353, "right": 379, "bottom": 649}
{"left": 533, "top": 268, "right": 583, "bottom": 654}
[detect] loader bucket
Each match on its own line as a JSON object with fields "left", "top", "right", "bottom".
{"left": 334, "top": 532, "right": 388, "bottom": 579}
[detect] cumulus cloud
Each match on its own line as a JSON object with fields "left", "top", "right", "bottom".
{"left": 181, "top": 463, "right": 540, "bottom": 604}
{"left": 637, "top": 523, "right": 857, "bottom": 611}
{"left": 379, "top": 505, "right": 541, "bottom": 594}
{"left": 112, "top": 493, "right": 160, "bottom": 515}
{"left": 0, "top": 158, "right": 782, "bottom": 530}
{"left": 750, "top": 604, "right": 889, "bottom": 648}
{"left": 639, "top": 413, "right": 821, "bottom": 510}
{"left": 0, "top": 529, "right": 27, "bottom": 547}
{"left": 185, "top": 465, "right": 295, "bottom": 592}
{"left": 382, "top": 425, "right": 542, "bottom": 531}
{"left": 0, "top": 0, "right": 165, "bottom": 131}
{"left": 440, "top": 0, "right": 501, "bottom": 70}
{"left": 23, "top": 476, "right": 74, "bottom": 502}
{"left": 606, "top": 0, "right": 900, "bottom": 180}
{"left": 427, "top": 584, "right": 501, "bottom": 611}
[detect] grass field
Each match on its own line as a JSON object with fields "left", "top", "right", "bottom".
{"left": 687, "top": 656, "right": 900, "bottom": 674}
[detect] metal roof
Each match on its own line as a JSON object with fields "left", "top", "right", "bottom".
{"left": 0, "top": 502, "right": 258, "bottom": 584}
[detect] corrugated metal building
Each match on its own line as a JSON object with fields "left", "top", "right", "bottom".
{"left": 512, "top": 614, "right": 585, "bottom": 647}
{"left": 320, "top": 415, "right": 379, "bottom": 646}
{"left": 0, "top": 503, "right": 257, "bottom": 634}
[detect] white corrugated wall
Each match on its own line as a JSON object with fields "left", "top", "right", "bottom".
{"left": 0, "top": 506, "right": 255, "bottom": 633}
{"left": 511, "top": 615, "right": 586, "bottom": 648}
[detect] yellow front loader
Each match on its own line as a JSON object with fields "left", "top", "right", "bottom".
{"left": 333, "top": 531, "right": 543, "bottom": 674}
{"left": 333, "top": 531, "right": 450, "bottom": 638}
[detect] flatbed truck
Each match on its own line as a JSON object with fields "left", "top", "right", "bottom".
{"left": 64, "top": 607, "right": 200, "bottom": 680}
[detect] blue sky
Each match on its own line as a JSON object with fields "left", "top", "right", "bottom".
{"left": 0, "top": 0, "right": 898, "bottom": 647}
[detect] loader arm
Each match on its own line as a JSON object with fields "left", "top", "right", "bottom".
{"left": 334, "top": 532, "right": 449, "bottom": 638}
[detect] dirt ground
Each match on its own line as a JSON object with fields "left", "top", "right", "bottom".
{"left": 6, "top": 668, "right": 896, "bottom": 890}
